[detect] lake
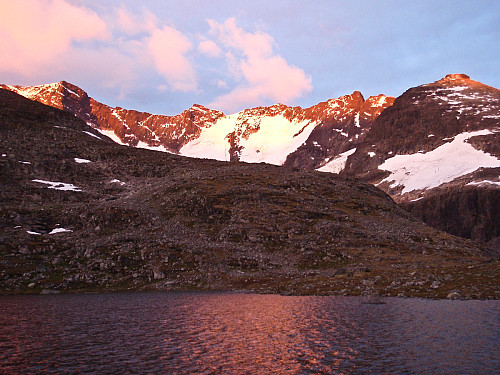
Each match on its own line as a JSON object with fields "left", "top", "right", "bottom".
{"left": 0, "top": 292, "right": 498, "bottom": 374}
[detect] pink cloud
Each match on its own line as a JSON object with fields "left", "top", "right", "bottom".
{"left": 206, "top": 18, "right": 312, "bottom": 113}
{"left": 148, "top": 25, "right": 197, "bottom": 92}
{"left": 0, "top": 0, "right": 108, "bottom": 76}
{"left": 208, "top": 18, "right": 274, "bottom": 59}
{"left": 198, "top": 40, "right": 222, "bottom": 57}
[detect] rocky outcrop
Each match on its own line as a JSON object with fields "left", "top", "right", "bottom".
{"left": 401, "top": 169, "right": 500, "bottom": 249}
{"left": 284, "top": 92, "right": 394, "bottom": 169}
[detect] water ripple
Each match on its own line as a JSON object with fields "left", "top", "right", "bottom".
{"left": 0, "top": 293, "right": 498, "bottom": 374}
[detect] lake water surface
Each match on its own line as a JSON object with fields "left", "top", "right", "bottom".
{"left": 0, "top": 292, "right": 498, "bottom": 374}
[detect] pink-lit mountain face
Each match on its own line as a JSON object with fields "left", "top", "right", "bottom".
{"left": 0, "top": 81, "right": 393, "bottom": 169}
{"left": 1, "top": 81, "right": 224, "bottom": 153}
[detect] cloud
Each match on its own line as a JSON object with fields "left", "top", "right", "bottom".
{"left": 198, "top": 40, "right": 222, "bottom": 57}
{"left": 148, "top": 25, "right": 197, "bottom": 92}
{"left": 206, "top": 18, "right": 312, "bottom": 113}
{"left": 213, "top": 79, "right": 228, "bottom": 88}
{"left": 208, "top": 18, "right": 274, "bottom": 59}
{"left": 0, "top": 0, "right": 108, "bottom": 76}
{"left": 115, "top": 5, "right": 157, "bottom": 35}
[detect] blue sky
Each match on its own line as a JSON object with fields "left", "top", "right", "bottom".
{"left": 1, "top": 0, "right": 499, "bottom": 114}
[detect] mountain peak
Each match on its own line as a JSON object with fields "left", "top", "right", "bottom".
{"left": 442, "top": 73, "right": 470, "bottom": 81}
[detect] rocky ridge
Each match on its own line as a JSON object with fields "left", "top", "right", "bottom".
{"left": 0, "top": 81, "right": 393, "bottom": 168}
{"left": 1, "top": 81, "right": 225, "bottom": 153}
{"left": 0, "top": 88, "right": 498, "bottom": 298}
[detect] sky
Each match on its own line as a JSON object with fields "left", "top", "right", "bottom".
{"left": 1, "top": 0, "right": 499, "bottom": 115}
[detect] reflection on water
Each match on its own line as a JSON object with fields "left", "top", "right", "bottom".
{"left": 0, "top": 293, "right": 498, "bottom": 374}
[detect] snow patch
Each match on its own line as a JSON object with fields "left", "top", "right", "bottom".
{"left": 110, "top": 179, "right": 126, "bottom": 185}
{"left": 180, "top": 113, "right": 239, "bottom": 161}
{"left": 74, "top": 158, "right": 91, "bottom": 164}
{"left": 378, "top": 129, "right": 500, "bottom": 194}
{"left": 317, "top": 148, "right": 357, "bottom": 174}
{"left": 82, "top": 131, "right": 102, "bottom": 140}
{"left": 410, "top": 197, "right": 424, "bottom": 202}
{"left": 368, "top": 152, "right": 376, "bottom": 157}
{"left": 97, "top": 129, "right": 126, "bottom": 145}
{"left": 32, "top": 179, "right": 82, "bottom": 192}
{"left": 136, "top": 141, "right": 172, "bottom": 153}
{"left": 332, "top": 128, "right": 349, "bottom": 137}
{"left": 64, "top": 87, "right": 80, "bottom": 97}
{"left": 238, "top": 116, "right": 317, "bottom": 165}
{"left": 49, "top": 228, "right": 73, "bottom": 234}
{"left": 26, "top": 231, "right": 41, "bottom": 235}
{"left": 181, "top": 113, "right": 318, "bottom": 165}
{"left": 466, "top": 180, "right": 500, "bottom": 187}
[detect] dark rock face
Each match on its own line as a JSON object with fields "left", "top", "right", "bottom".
{"left": 400, "top": 166, "right": 500, "bottom": 249}
{"left": 402, "top": 186, "right": 500, "bottom": 245}
{"left": 1, "top": 88, "right": 497, "bottom": 298}
{"left": 343, "top": 74, "right": 500, "bottom": 181}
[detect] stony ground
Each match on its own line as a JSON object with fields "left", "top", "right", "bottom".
{"left": 1, "top": 88, "right": 498, "bottom": 299}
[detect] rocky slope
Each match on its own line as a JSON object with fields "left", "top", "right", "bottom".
{"left": 342, "top": 74, "right": 500, "bottom": 245}
{"left": 0, "top": 81, "right": 393, "bottom": 168}
{"left": 0, "top": 88, "right": 498, "bottom": 298}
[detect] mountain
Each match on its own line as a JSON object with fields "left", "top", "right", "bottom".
{"left": 1, "top": 88, "right": 497, "bottom": 298}
{"left": 2, "top": 74, "right": 499, "bottom": 246}
{"left": 0, "top": 81, "right": 393, "bottom": 168}
{"left": 342, "top": 74, "right": 500, "bottom": 246}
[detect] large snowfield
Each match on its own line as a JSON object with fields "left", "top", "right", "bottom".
{"left": 181, "top": 113, "right": 317, "bottom": 165}
{"left": 377, "top": 129, "right": 500, "bottom": 194}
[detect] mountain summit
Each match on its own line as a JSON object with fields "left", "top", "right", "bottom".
{"left": 342, "top": 74, "right": 500, "bottom": 245}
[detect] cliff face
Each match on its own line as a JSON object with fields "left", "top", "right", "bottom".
{"left": 0, "top": 81, "right": 225, "bottom": 153}
{"left": 401, "top": 180, "right": 500, "bottom": 246}
{"left": 1, "top": 88, "right": 497, "bottom": 298}
{"left": 283, "top": 93, "right": 394, "bottom": 169}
